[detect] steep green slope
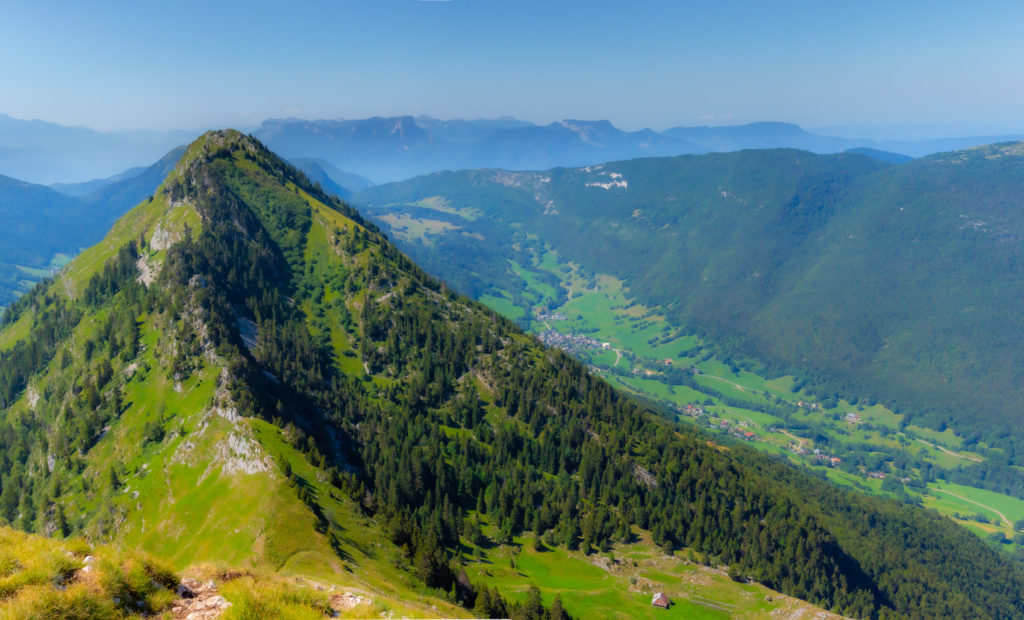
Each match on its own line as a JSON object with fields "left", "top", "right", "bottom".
{"left": 352, "top": 144, "right": 1024, "bottom": 453}
{"left": 3, "top": 132, "right": 1024, "bottom": 618}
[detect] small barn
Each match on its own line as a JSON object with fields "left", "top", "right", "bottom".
{"left": 651, "top": 592, "right": 671, "bottom": 609}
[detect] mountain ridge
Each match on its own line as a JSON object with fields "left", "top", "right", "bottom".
{"left": 8, "top": 109, "right": 1024, "bottom": 190}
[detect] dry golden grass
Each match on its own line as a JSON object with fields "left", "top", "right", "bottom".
{"left": 0, "top": 527, "right": 178, "bottom": 619}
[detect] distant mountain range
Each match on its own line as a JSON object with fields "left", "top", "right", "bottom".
{"left": 254, "top": 116, "right": 1024, "bottom": 182}
{"left": 6, "top": 112, "right": 1024, "bottom": 186}
{"left": 253, "top": 116, "right": 698, "bottom": 182}
{"left": 289, "top": 158, "right": 374, "bottom": 198}
{"left": 0, "top": 113, "right": 194, "bottom": 184}
{"left": 663, "top": 121, "right": 1024, "bottom": 160}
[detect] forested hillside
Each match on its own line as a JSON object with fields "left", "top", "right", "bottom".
{"left": 2, "top": 132, "right": 1024, "bottom": 618}
{"left": 352, "top": 144, "right": 1024, "bottom": 455}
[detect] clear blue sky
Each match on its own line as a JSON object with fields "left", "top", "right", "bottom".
{"left": 2, "top": 0, "right": 1023, "bottom": 137}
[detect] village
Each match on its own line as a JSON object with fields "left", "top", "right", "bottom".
{"left": 537, "top": 329, "right": 610, "bottom": 355}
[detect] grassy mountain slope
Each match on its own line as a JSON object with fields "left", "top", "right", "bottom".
{"left": 352, "top": 145, "right": 1024, "bottom": 453}
{"left": 0, "top": 524, "right": 395, "bottom": 619}
{"left": 2, "top": 132, "right": 1024, "bottom": 618}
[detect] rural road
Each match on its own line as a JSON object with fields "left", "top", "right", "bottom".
{"left": 914, "top": 437, "right": 983, "bottom": 463}
{"left": 699, "top": 373, "right": 752, "bottom": 393}
{"left": 933, "top": 487, "right": 1012, "bottom": 528}
{"left": 779, "top": 429, "right": 808, "bottom": 449}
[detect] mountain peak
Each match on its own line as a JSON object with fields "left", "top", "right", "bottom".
{"left": 169, "top": 129, "right": 332, "bottom": 204}
{"left": 180, "top": 129, "right": 258, "bottom": 163}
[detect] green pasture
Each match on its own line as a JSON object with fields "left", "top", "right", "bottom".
{"left": 376, "top": 213, "right": 461, "bottom": 245}
{"left": 467, "top": 536, "right": 829, "bottom": 619}
{"left": 408, "top": 195, "right": 483, "bottom": 221}
{"left": 480, "top": 294, "right": 526, "bottom": 320}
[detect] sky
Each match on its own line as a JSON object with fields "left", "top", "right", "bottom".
{"left": 1, "top": 0, "right": 1023, "bottom": 137}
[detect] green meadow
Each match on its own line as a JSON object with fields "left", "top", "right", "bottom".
{"left": 376, "top": 213, "right": 462, "bottom": 246}
{"left": 464, "top": 534, "right": 836, "bottom": 619}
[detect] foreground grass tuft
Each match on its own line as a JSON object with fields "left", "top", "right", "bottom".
{"left": 0, "top": 527, "right": 179, "bottom": 619}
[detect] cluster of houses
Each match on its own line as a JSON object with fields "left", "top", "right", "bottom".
{"left": 707, "top": 418, "right": 758, "bottom": 442}
{"left": 680, "top": 403, "right": 706, "bottom": 417}
{"left": 776, "top": 433, "right": 888, "bottom": 478}
{"left": 675, "top": 401, "right": 892, "bottom": 482}
{"left": 789, "top": 442, "right": 809, "bottom": 456}
{"left": 811, "top": 449, "right": 843, "bottom": 467}
{"left": 677, "top": 404, "right": 766, "bottom": 443}
{"left": 537, "top": 329, "right": 606, "bottom": 354}
{"left": 770, "top": 431, "right": 843, "bottom": 465}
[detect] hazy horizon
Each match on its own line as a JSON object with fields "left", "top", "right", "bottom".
{"left": 2, "top": 1, "right": 1023, "bottom": 139}
{"left": 6, "top": 110, "right": 1024, "bottom": 146}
